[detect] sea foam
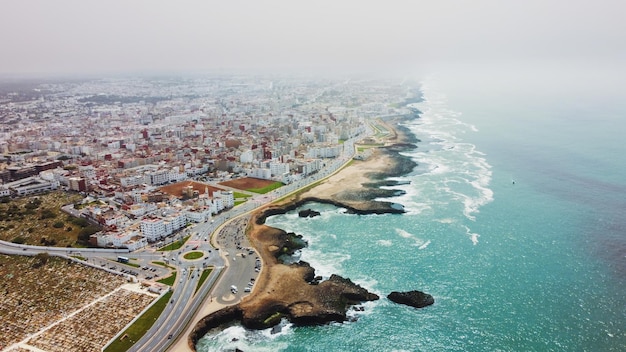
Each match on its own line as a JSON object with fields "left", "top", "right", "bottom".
{"left": 397, "top": 82, "right": 494, "bottom": 241}
{"left": 376, "top": 239, "right": 393, "bottom": 247}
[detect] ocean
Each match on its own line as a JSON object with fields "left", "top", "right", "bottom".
{"left": 197, "top": 64, "right": 626, "bottom": 351}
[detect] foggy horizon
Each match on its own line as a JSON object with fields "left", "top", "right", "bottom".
{"left": 1, "top": 0, "right": 625, "bottom": 78}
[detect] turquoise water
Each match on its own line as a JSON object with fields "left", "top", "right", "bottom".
{"left": 197, "top": 67, "right": 626, "bottom": 351}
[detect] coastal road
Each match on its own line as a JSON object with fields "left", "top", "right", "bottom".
{"left": 0, "top": 132, "right": 365, "bottom": 352}
{"left": 132, "top": 272, "right": 200, "bottom": 352}
{"left": 164, "top": 134, "right": 363, "bottom": 351}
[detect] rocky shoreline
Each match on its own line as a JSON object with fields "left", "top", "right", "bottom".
{"left": 189, "top": 115, "right": 423, "bottom": 350}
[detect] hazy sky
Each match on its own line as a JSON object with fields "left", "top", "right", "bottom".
{"left": 1, "top": 0, "right": 624, "bottom": 76}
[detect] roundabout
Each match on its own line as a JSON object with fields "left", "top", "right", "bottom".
{"left": 183, "top": 251, "right": 204, "bottom": 260}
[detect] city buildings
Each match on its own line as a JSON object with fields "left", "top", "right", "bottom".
{"left": 0, "top": 74, "right": 418, "bottom": 250}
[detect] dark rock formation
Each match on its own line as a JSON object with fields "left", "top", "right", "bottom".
{"left": 189, "top": 265, "right": 379, "bottom": 349}
{"left": 280, "top": 232, "right": 307, "bottom": 256}
{"left": 256, "top": 198, "right": 405, "bottom": 225}
{"left": 298, "top": 208, "right": 321, "bottom": 218}
{"left": 240, "top": 268, "right": 379, "bottom": 330}
{"left": 188, "top": 305, "right": 243, "bottom": 349}
{"left": 387, "top": 290, "right": 434, "bottom": 308}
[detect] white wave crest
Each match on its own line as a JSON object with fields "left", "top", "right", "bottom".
{"left": 395, "top": 228, "right": 413, "bottom": 238}
{"left": 396, "top": 228, "right": 431, "bottom": 248}
{"left": 418, "top": 240, "right": 432, "bottom": 250}
{"left": 299, "top": 249, "right": 350, "bottom": 280}
{"left": 464, "top": 225, "right": 480, "bottom": 245}
{"left": 376, "top": 239, "right": 393, "bottom": 247}
{"left": 346, "top": 298, "right": 380, "bottom": 320}
{"left": 403, "top": 81, "right": 495, "bottom": 224}
{"left": 199, "top": 323, "right": 291, "bottom": 352}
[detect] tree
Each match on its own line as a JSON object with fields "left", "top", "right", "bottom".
{"left": 33, "top": 252, "right": 50, "bottom": 268}
{"left": 77, "top": 225, "right": 100, "bottom": 244}
{"left": 70, "top": 217, "right": 89, "bottom": 227}
{"left": 40, "top": 209, "right": 56, "bottom": 219}
{"left": 11, "top": 236, "right": 26, "bottom": 244}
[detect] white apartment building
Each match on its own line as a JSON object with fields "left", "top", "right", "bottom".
{"left": 110, "top": 231, "right": 133, "bottom": 247}
{"left": 307, "top": 145, "right": 342, "bottom": 159}
{"left": 297, "top": 159, "right": 322, "bottom": 176}
{"left": 97, "top": 231, "right": 147, "bottom": 251}
{"left": 4, "top": 177, "right": 60, "bottom": 196}
{"left": 184, "top": 207, "right": 212, "bottom": 223}
{"left": 163, "top": 212, "right": 187, "bottom": 235}
{"left": 240, "top": 150, "right": 254, "bottom": 163}
{"left": 78, "top": 165, "right": 96, "bottom": 179}
{"left": 211, "top": 197, "right": 224, "bottom": 214}
{"left": 147, "top": 170, "right": 169, "bottom": 186}
{"left": 120, "top": 174, "right": 149, "bottom": 188}
{"left": 269, "top": 162, "right": 289, "bottom": 176}
{"left": 185, "top": 165, "right": 208, "bottom": 177}
{"left": 248, "top": 168, "right": 272, "bottom": 180}
{"left": 127, "top": 203, "right": 157, "bottom": 218}
{"left": 103, "top": 214, "right": 127, "bottom": 227}
{"left": 124, "top": 234, "right": 148, "bottom": 251}
{"left": 216, "top": 190, "right": 234, "bottom": 208}
{"left": 168, "top": 169, "right": 187, "bottom": 183}
{"left": 131, "top": 191, "right": 143, "bottom": 204}
{"left": 68, "top": 177, "right": 87, "bottom": 192}
{"left": 140, "top": 217, "right": 166, "bottom": 241}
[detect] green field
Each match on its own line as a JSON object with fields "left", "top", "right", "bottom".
{"left": 158, "top": 235, "right": 190, "bottom": 251}
{"left": 195, "top": 267, "right": 213, "bottom": 294}
{"left": 246, "top": 182, "right": 283, "bottom": 194}
{"left": 183, "top": 251, "right": 203, "bottom": 260}
{"left": 152, "top": 261, "right": 176, "bottom": 270}
{"left": 233, "top": 192, "right": 252, "bottom": 199}
{"left": 157, "top": 272, "right": 177, "bottom": 286}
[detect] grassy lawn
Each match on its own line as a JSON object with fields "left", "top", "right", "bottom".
{"left": 183, "top": 251, "right": 203, "bottom": 260}
{"left": 157, "top": 272, "right": 177, "bottom": 286}
{"left": 195, "top": 267, "right": 213, "bottom": 294}
{"left": 158, "top": 235, "right": 190, "bottom": 251}
{"left": 103, "top": 291, "right": 172, "bottom": 352}
{"left": 152, "top": 261, "right": 176, "bottom": 270}
{"left": 246, "top": 182, "right": 283, "bottom": 194}
{"left": 356, "top": 143, "right": 384, "bottom": 152}
{"left": 234, "top": 200, "right": 246, "bottom": 206}
{"left": 233, "top": 192, "right": 252, "bottom": 199}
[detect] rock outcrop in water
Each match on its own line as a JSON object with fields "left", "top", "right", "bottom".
{"left": 298, "top": 208, "right": 321, "bottom": 218}
{"left": 189, "top": 262, "right": 379, "bottom": 347}
{"left": 188, "top": 224, "right": 380, "bottom": 350}
{"left": 240, "top": 266, "right": 380, "bottom": 329}
{"left": 387, "top": 290, "right": 435, "bottom": 308}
